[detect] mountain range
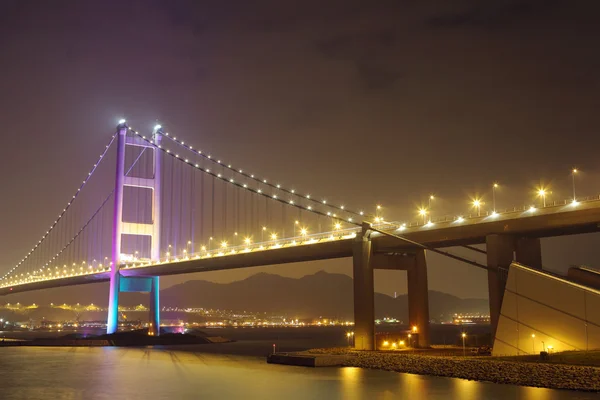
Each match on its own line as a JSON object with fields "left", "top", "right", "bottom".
{"left": 0, "top": 271, "right": 488, "bottom": 321}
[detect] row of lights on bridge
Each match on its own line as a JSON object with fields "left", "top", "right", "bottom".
{"left": 2, "top": 119, "right": 585, "bottom": 282}
{"left": 413, "top": 170, "right": 580, "bottom": 224}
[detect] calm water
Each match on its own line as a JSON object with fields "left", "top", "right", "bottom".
{"left": 0, "top": 344, "right": 596, "bottom": 400}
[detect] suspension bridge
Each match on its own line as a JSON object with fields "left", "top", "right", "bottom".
{"left": 2, "top": 120, "right": 600, "bottom": 350}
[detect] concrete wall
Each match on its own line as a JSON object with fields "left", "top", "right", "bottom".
{"left": 493, "top": 262, "right": 600, "bottom": 356}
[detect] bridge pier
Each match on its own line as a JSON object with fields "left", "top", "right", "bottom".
{"left": 372, "top": 251, "right": 430, "bottom": 348}
{"left": 107, "top": 270, "right": 121, "bottom": 334}
{"left": 487, "top": 235, "right": 542, "bottom": 340}
{"left": 515, "top": 237, "right": 542, "bottom": 269}
{"left": 486, "top": 234, "right": 515, "bottom": 339}
{"left": 149, "top": 276, "right": 160, "bottom": 336}
{"left": 352, "top": 233, "right": 374, "bottom": 350}
{"left": 407, "top": 249, "right": 430, "bottom": 348}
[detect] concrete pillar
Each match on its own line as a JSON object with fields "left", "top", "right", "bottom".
{"left": 352, "top": 234, "right": 374, "bottom": 350}
{"left": 107, "top": 124, "right": 127, "bottom": 335}
{"left": 149, "top": 276, "right": 160, "bottom": 336}
{"left": 515, "top": 237, "right": 542, "bottom": 269}
{"left": 486, "top": 234, "right": 515, "bottom": 340}
{"left": 407, "top": 249, "right": 430, "bottom": 348}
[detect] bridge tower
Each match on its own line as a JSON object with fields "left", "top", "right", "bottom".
{"left": 107, "top": 122, "right": 162, "bottom": 335}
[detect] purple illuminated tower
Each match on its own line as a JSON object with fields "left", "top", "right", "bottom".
{"left": 107, "top": 121, "right": 162, "bottom": 335}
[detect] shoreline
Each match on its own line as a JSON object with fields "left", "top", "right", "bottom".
{"left": 303, "top": 348, "right": 600, "bottom": 392}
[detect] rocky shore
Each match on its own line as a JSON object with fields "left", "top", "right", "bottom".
{"left": 305, "top": 348, "right": 600, "bottom": 391}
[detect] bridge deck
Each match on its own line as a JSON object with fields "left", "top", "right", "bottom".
{"left": 2, "top": 199, "right": 600, "bottom": 296}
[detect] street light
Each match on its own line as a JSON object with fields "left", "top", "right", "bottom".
{"left": 531, "top": 333, "right": 536, "bottom": 354}
{"left": 472, "top": 199, "right": 481, "bottom": 217}
{"left": 294, "top": 220, "right": 299, "bottom": 236}
{"left": 462, "top": 333, "right": 467, "bottom": 356}
{"left": 418, "top": 208, "right": 427, "bottom": 224}
{"left": 537, "top": 188, "right": 547, "bottom": 207}
{"left": 428, "top": 195, "right": 434, "bottom": 221}
{"left": 572, "top": 169, "right": 578, "bottom": 202}
{"left": 262, "top": 227, "right": 267, "bottom": 242}
{"left": 300, "top": 228, "right": 308, "bottom": 237}
{"left": 492, "top": 183, "right": 499, "bottom": 212}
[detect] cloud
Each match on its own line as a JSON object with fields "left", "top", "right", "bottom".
{"left": 428, "top": 0, "right": 560, "bottom": 29}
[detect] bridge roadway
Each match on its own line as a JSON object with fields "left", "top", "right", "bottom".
{"left": 2, "top": 199, "right": 600, "bottom": 296}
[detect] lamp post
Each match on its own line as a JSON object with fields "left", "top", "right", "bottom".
{"left": 300, "top": 228, "right": 308, "bottom": 238}
{"left": 334, "top": 222, "right": 341, "bottom": 236}
{"left": 419, "top": 208, "right": 427, "bottom": 225}
{"left": 538, "top": 188, "right": 546, "bottom": 207}
{"left": 294, "top": 220, "right": 299, "bottom": 236}
{"left": 531, "top": 333, "right": 536, "bottom": 354}
{"left": 261, "top": 227, "right": 266, "bottom": 242}
{"left": 572, "top": 169, "right": 578, "bottom": 202}
{"left": 462, "top": 333, "right": 467, "bottom": 356}
{"left": 472, "top": 199, "right": 481, "bottom": 217}
{"left": 492, "top": 183, "right": 498, "bottom": 212}
{"left": 428, "top": 195, "right": 434, "bottom": 221}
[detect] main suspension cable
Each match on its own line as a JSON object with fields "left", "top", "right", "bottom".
{"left": 2, "top": 132, "right": 117, "bottom": 281}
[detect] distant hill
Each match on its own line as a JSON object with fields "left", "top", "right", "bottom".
{"left": 0, "top": 271, "right": 488, "bottom": 321}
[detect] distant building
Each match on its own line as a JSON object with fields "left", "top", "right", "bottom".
{"left": 452, "top": 315, "right": 490, "bottom": 325}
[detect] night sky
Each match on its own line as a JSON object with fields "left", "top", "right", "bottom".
{"left": 1, "top": 1, "right": 599, "bottom": 300}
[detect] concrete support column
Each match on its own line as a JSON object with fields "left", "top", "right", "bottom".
{"left": 515, "top": 237, "right": 542, "bottom": 269}
{"left": 352, "top": 234, "right": 374, "bottom": 350}
{"left": 107, "top": 124, "right": 127, "bottom": 335}
{"left": 149, "top": 276, "right": 160, "bottom": 336}
{"left": 407, "top": 249, "right": 430, "bottom": 348}
{"left": 486, "top": 234, "right": 515, "bottom": 340}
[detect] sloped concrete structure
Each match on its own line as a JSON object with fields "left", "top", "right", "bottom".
{"left": 493, "top": 262, "right": 600, "bottom": 356}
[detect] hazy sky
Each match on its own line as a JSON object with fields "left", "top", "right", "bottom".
{"left": 0, "top": 0, "right": 599, "bottom": 300}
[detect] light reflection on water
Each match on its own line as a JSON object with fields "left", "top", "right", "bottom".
{"left": 0, "top": 346, "right": 595, "bottom": 400}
